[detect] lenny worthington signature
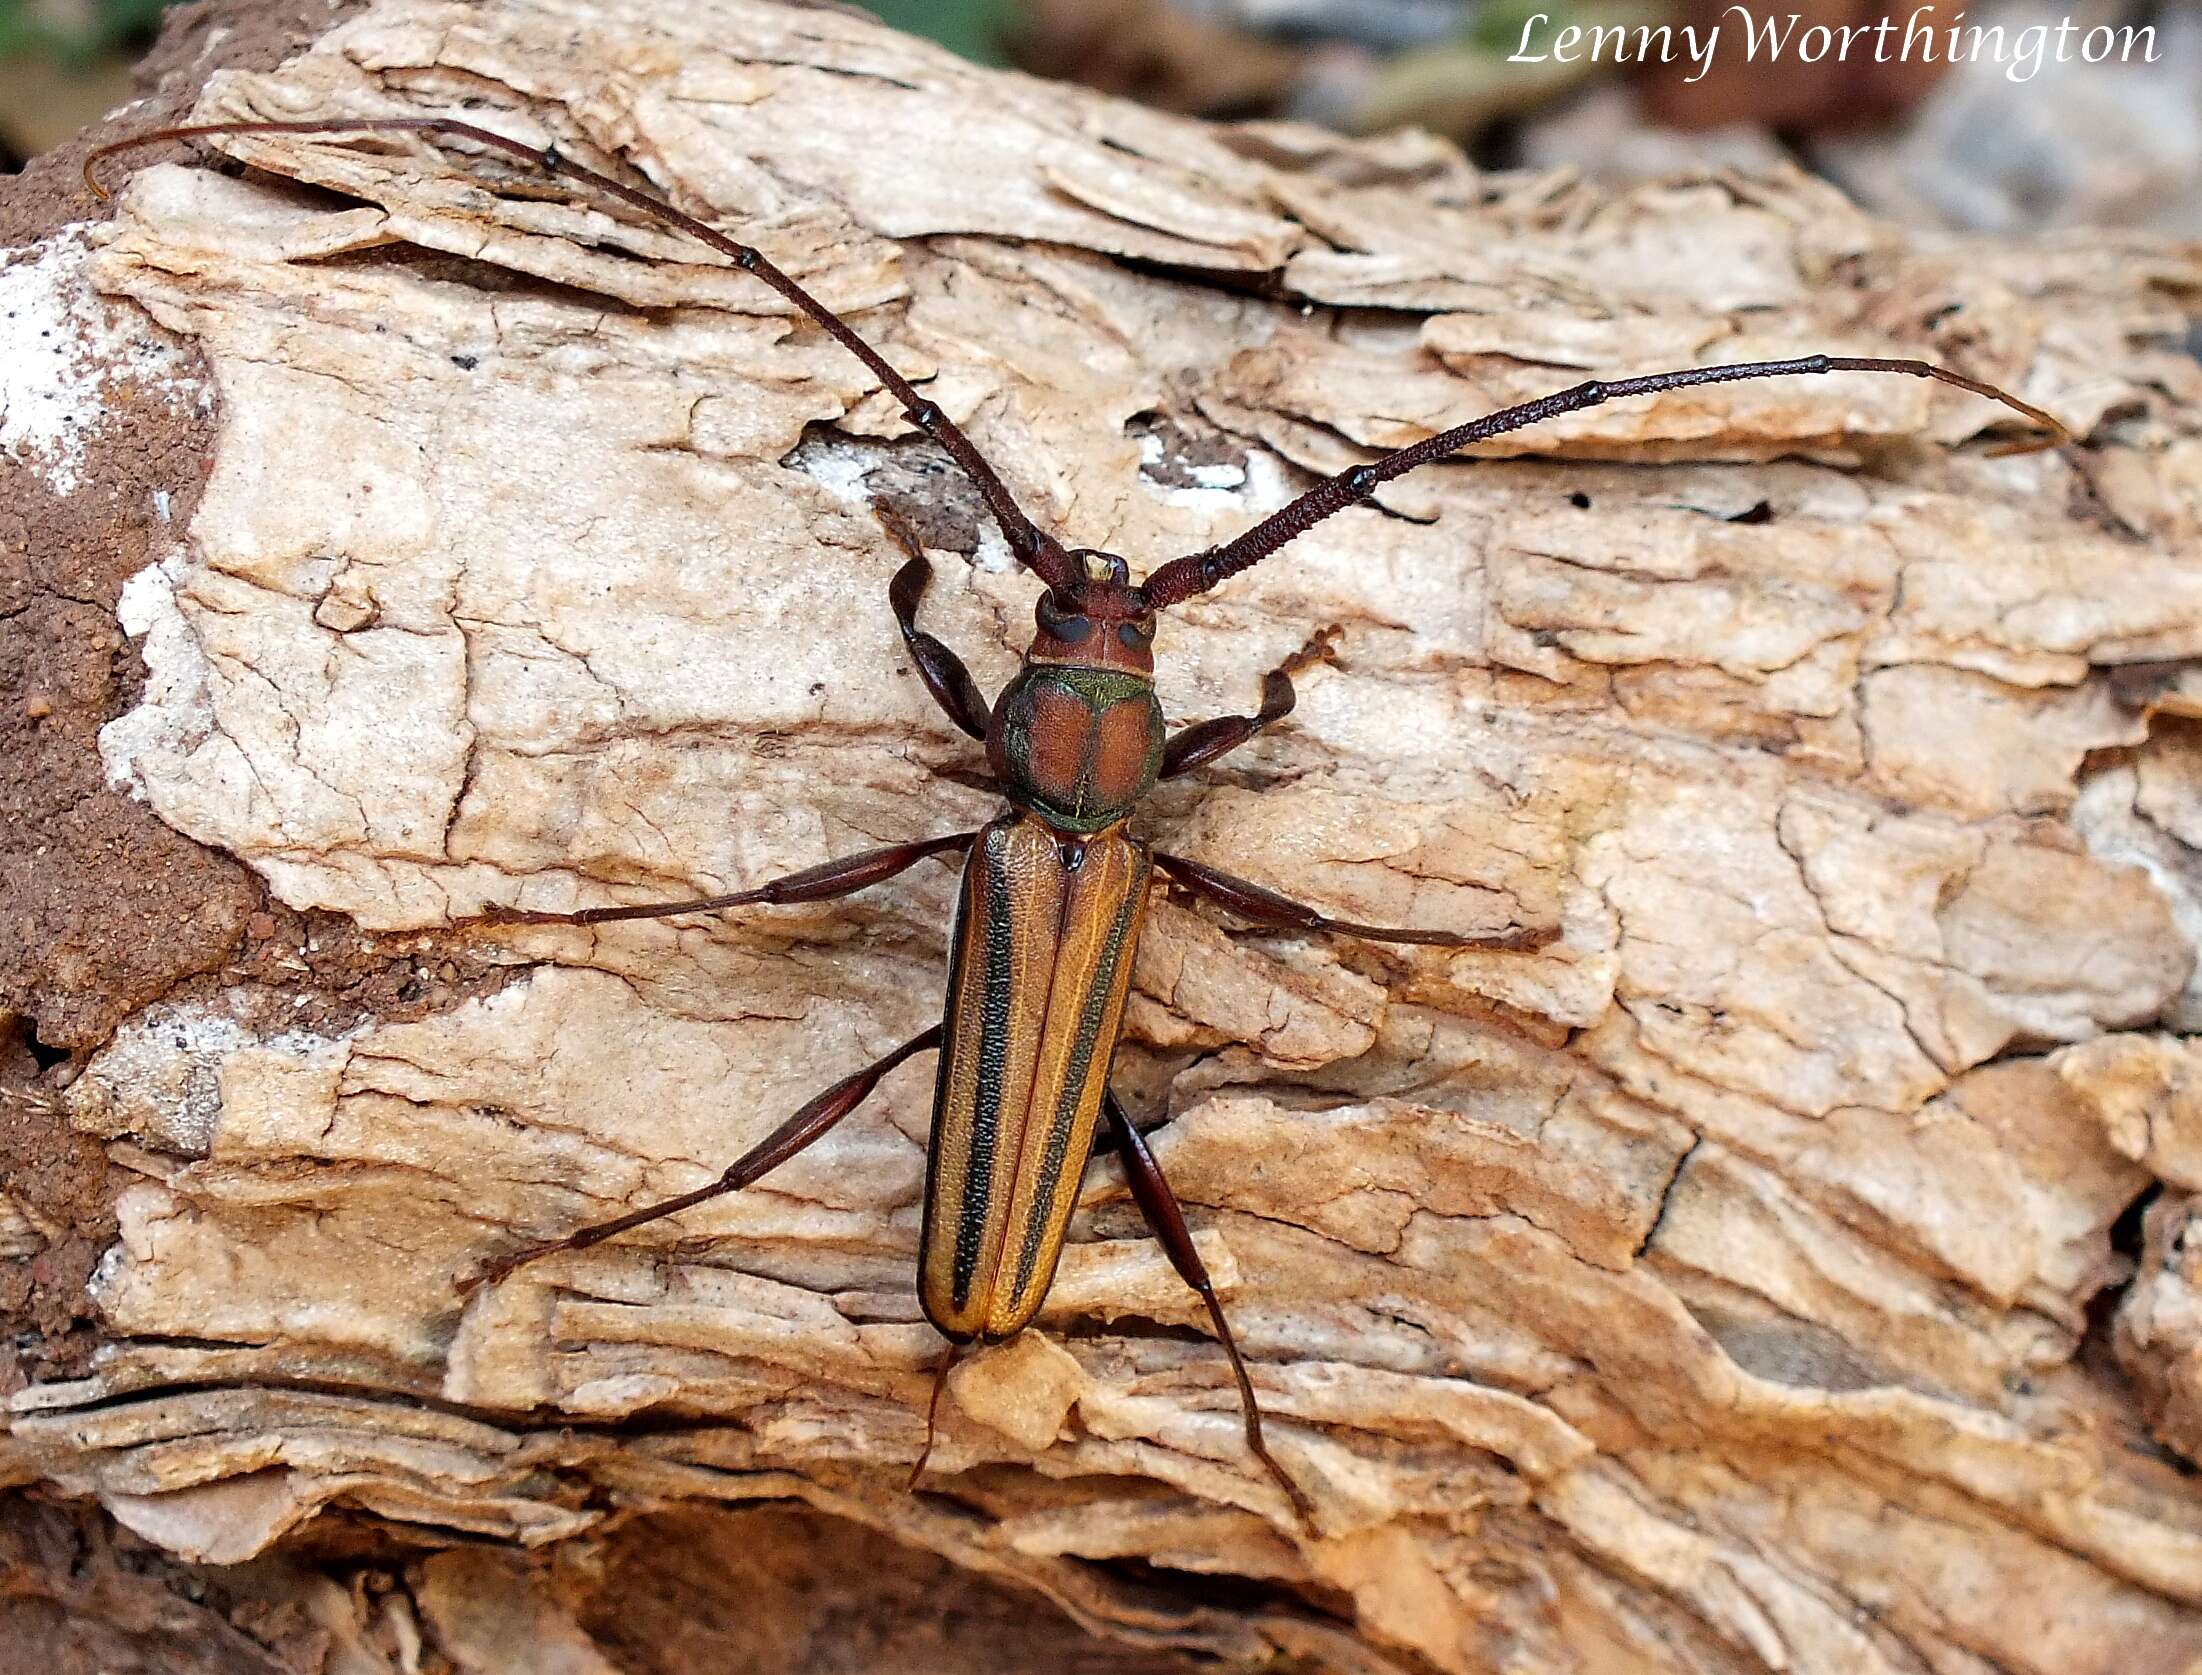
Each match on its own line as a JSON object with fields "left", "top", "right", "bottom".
{"left": 1508, "top": 5, "right": 2162, "bottom": 85}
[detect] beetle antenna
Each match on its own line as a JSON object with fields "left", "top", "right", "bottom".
{"left": 1139, "top": 355, "right": 2071, "bottom": 609}
{"left": 83, "top": 117, "right": 1079, "bottom": 594}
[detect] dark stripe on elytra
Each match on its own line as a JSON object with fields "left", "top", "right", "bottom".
{"left": 951, "top": 839, "right": 1019, "bottom": 1308}
{"left": 1009, "top": 855, "right": 1146, "bottom": 1303}
{"left": 923, "top": 852, "right": 972, "bottom": 1310}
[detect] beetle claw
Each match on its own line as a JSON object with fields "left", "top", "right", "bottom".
{"left": 457, "top": 1243, "right": 553, "bottom": 1294}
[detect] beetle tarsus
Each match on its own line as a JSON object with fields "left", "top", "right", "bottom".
{"left": 1161, "top": 623, "right": 1342, "bottom": 779}
{"left": 1104, "top": 1091, "right": 1318, "bottom": 1529}
{"left": 457, "top": 1244, "right": 551, "bottom": 1295}
{"left": 907, "top": 1340, "right": 965, "bottom": 1493}
{"left": 1207, "top": 1281, "right": 1320, "bottom": 1530}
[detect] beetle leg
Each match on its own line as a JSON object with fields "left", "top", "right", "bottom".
{"left": 1153, "top": 850, "right": 1556, "bottom": 952}
{"left": 464, "top": 1024, "right": 943, "bottom": 1290}
{"left": 906, "top": 1338, "right": 966, "bottom": 1492}
{"left": 466, "top": 831, "right": 976, "bottom": 927}
{"left": 1102, "top": 1090, "right": 1317, "bottom": 1528}
{"left": 1086, "top": 1097, "right": 1177, "bottom": 1159}
{"left": 1160, "top": 626, "right": 1340, "bottom": 779}
{"left": 880, "top": 506, "right": 993, "bottom": 742}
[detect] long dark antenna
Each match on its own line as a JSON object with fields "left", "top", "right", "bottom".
{"left": 84, "top": 117, "right": 1080, "bottom": 594}
{"left": 1141, "top": 355, "right": 2071, "bottom": 609}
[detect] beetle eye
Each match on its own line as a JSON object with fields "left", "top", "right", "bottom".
{"left": 1036, "top": 594, "right": 1093, "bottom": 643}
{"left": 1117, "top": 619, "right": 1153, "bottom": 652}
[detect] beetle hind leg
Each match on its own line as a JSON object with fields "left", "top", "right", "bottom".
{"left": 1102, "top": 1091, "right": 1318, "bottom": 1528}
{"left": 1155, "top": 849, "right": 1555, "bottom": 953}
{"left": 464, "top": 1024, "right": 943, "bottom": 1291}
{"left": 459, "top": 831, "right": 975, "bottom": 929}
{"left": 906, "top": 1338, "right": 967, "bottom": 1493}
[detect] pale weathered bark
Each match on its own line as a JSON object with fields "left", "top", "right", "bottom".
{"left": 7, "top": 1, "right": 2202, "bottom": 1669}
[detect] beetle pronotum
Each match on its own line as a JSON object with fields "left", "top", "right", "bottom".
{"left": 87, "top": 115, "right": 2067, "bottom": 1522}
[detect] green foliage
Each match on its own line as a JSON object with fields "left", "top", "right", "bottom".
{"left": 0, "top": 0, "right": 170, "bottom": 66}
{"left": 1471, "top": 0, "right": 1678, "bottom": 52}
{"left": 860, "top": 0, "right": 1019, "bottom": 66}
{"left": 1353, "top": 0, "right": 1674, "bottom": 134}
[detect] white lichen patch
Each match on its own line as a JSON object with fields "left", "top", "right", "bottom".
{"left": 0, "top": 224, "right": 202, "bottom": 495}
{"left": 102, "top": 554, "right": 224, "bottom": 807}
{"left": 69, "top": 996, "right": 363, "bottom": 1159}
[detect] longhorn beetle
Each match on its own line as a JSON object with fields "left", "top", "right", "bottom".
{"left": 87, "top": 116, "right": 2068, "bottom": 1522}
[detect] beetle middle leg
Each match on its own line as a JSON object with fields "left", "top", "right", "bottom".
{"left": 1102, "top": 1090, "right": 1316, "bottom": 1526}
{"left": 1153, "top": 851, "right": 1554, "bottom": 952}
{"left": 466, "top": 1023, "right": 943, "bottom": 1289}
{"left": 1160, "top": 625, "right": 1341, "bottom": 779}
{"left": 470, "top": 831, "right": 976, "bottom": 927}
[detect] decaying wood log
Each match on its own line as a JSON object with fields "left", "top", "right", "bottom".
{"left": 6, "top": 0, "right": 2202, "bottom": 1668}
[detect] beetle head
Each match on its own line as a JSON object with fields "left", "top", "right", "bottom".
{"left": 1028, "top": 549, "right": 1156, "bottom": 675}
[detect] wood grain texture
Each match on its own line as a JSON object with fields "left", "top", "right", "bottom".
{"left": 6, "top": 0, "right": 2202, "bottom": 1668}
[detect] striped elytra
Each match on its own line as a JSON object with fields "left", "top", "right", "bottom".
{"left": 920, "top": 812, "right": 1152, "bottom": 1341}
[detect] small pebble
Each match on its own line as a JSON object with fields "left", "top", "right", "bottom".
{"left": 24, "top": 693, "right": 52, "bottom": 720}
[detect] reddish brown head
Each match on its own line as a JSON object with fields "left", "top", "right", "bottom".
{"left": 1024, "top": 550, "right": 1157, "bottom": 676}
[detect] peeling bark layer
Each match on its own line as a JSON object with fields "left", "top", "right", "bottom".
{"left": 6, "top": 0, "right": 2202, "bottom": 1669}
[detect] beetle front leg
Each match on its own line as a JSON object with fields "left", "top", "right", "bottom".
{"left": 466, "top": 831, "right": 976, "bottom": 927}
{"left": 1153, "top": 851, "right": 1555, "bottom": 951}
{"left": 466, "top": 1024, "right": 944, "bottom": 1290}
{"left": 1160, "top": 626, "right": 1340, "bottom": 779}
{"left": 879, "top": 506, "right": 993, "bottom": 741}
{"left": 1102, "top": 1090, "right": 1316, "bottom": 1527}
